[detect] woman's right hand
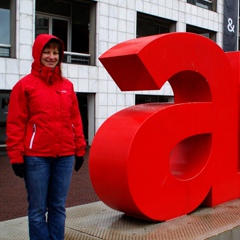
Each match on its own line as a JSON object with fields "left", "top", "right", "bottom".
{"left": 12, "top": 163, "right": 24, "bottom": 178}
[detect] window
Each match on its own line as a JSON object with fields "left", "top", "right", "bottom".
{"left": 186, "top": 25, "right": 216, "bottom": 42}
{"left": 35, "top": 0, "right": 96, "bottom": 65}
{"left": 0, "top": 90, "right": 10, "bottom": 145}
{"left": 135, "top": 95, "right": 174, "bottom": 105}
{"left": 187, "top": 0, "right": 217, "bottom": 12}
{"left": 137, "top": 12, "right": 176, "bottom": 38}
{"left": 0, "top": 0, "right": 16, "bottom": 58}
{"left": 136, "top": 13, "right": 176, "bottom": 105}
{"left": 239, "top": 3, "right": 240, "bottom": 51}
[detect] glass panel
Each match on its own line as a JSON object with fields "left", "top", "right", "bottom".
{"left": 137, "top": 13, "right": 175, "bottom": 38}
{"left": 137, "top": 19, "right": 159, "bottom": 37}
{"left": 36, "top": 0, "right": 70, "bottom": 17}
{"left": 63, "top": 54, "right": 90, "bottom": 65}
{"left": 135, "top": 95, "right": 173, "bottom": 104}
{"left": 0, "top": 47, "right": 10, "bottom": 57}
{"left": 72, "top": 5, "right": 90, "bottom": 54}
{"left": 52, "top": 19, "right": 68, "bottom": 51}
{"left": 35, "top": 16, "right": 49, "bottom": 37}
{"left": 186, "top": 25, "right": 216, "bottom": 42}
{"left": 0, "top": 91, "right": 11, "bottom": 144}
{"left": 187, "top": 0, "right": 214, "bottom": 11}
{"left": 196, "top": 0, "right": 212, "bottom": 10}
{"left": 0, "top": 8, "right": 10, "bottom": 45}
{"left": 35, "top": 0, "right": 94, "bottom": 65}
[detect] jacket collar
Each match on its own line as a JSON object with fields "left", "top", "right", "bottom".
{"left": 31, "top": 63, "right": 62, "bottom": 84}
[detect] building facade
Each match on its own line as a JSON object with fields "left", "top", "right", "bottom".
{"left": 0, "top": 0, "right": 234, "bottom": 145}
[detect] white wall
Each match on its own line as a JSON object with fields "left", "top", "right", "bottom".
{"left": 0, "top": 0, "right": 225, "bottom": 144}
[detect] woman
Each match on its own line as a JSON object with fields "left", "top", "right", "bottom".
{"left": 6, "top": 34, "right": 86, "bottom": 240}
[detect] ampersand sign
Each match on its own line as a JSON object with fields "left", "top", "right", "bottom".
{"left": 227, "top": 18, "right": 235, "bottom": 32}
{"left": 89, "top": 33, "right": 239, "bottom": 221}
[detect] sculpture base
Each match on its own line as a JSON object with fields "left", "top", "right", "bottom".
{"left": 1, "top": 200, "right": 240, "bottom": 239}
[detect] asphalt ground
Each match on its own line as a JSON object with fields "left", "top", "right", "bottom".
{"left": 0, "top": 146, "right": 100, "bottom": 221}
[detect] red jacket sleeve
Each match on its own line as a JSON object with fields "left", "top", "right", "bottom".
{"left": 6, "top": 80, "right": 29, "bottom": 164}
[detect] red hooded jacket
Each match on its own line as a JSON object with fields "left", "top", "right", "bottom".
{"left": 6, "top": 34, "right": 86, "bottom": 164}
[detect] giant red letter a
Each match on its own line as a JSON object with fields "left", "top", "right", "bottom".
{"left": 90, "top": 33, "right": 239, "bottom": 221}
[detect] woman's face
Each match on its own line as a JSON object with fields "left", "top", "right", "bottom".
{"left": 41, "top": 47, "right": 60, "bottom": 68}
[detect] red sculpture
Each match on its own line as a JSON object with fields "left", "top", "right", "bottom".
{"left": 89, "top": 33, "right": 239, "bottom": 221}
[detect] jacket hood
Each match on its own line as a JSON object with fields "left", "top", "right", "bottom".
{"left": 32, "top": 34, "right": 64, "bottom": 66}
{"left": 31, "top": 34, "right": 64, "bottom": 83}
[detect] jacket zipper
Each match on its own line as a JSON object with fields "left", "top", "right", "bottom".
{"left": 29, "top": 124, "right": 36, "bottom": 149}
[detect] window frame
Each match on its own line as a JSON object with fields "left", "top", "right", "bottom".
{"left": 135, "top": 94, "right": 174, "bottom": 104}
{"left": 35, "top": 0, "right": 96, "bottom": 66}
{"left": 0, "top": 0, "right": 16, "bottom": 58}
{"left": 137, "top": 12, "right": 176, "bottom": 38}
{"left": 187, "top": 0, "right": 217, "bottom": 12}
{"left": 35, "top": 13, "right": 71, "bottom": 51}
{"left": 186, "top": 24, "right": 217, "bottom": 42}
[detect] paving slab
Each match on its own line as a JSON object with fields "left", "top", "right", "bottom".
{"left": 1, "top": 200, "right": 240, "bottom": 240}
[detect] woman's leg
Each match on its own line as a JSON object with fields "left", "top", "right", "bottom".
{"left": 24, "top": 156, "right": 51, "bottom": 240}
{"left": 47, "top": 155, "right": 74, "bottom": 240}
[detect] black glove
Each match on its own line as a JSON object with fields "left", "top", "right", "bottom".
{"left": 75, "top": 156, "right": 84, "bottom": 171}
{"left": 12, "top": 163, "right": 24, "bottom": 178}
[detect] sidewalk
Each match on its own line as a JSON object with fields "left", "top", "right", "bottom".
{"left": 1, "top": 199, "right": 240, "bottom": 239}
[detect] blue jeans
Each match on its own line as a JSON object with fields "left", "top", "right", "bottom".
{"left": 24, "top": 156, "right": 75, "bottom": 240}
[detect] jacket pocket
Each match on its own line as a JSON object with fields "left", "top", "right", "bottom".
{"left": 29, "top": 124, "right": 36, "bottom": 149}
